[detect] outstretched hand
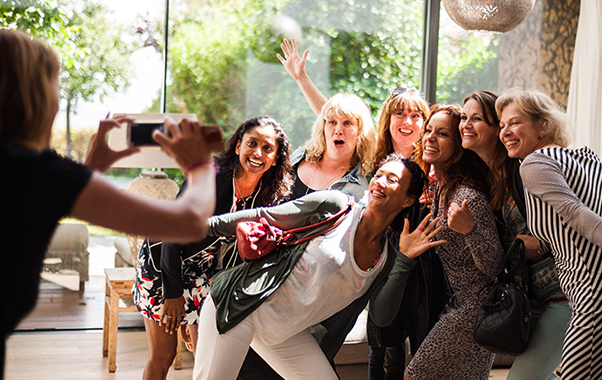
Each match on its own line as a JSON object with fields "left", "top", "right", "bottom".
{"left": 447, "top": 199, "right": 476, "bottom": 235}
{"left": 153, "top": 117, "right": 213, "bottom": 172}
{"left": 84, "top": 114, "right": 140, "bottom": 172}
{"left": 276, "top": 38, "right": 309, "bottom": 81}
{"left": 399, "top": 214, "right": 445, "bottom": 259}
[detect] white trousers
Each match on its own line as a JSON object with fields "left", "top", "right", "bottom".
{"left": 193, "top": 295, "right": 338, "bottom": 380}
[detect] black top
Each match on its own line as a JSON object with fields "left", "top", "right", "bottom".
{"left": 0, "top": 143, "right": 91, "bottom": 356}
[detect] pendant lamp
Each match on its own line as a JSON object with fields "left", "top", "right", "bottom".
{"left": 443, "top": 0, "right": 536, "bottom": 33}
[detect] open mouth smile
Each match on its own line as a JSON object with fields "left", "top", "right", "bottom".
{"left": 248, "top": 158, "right": 264, "bottom": 167}
{"left": 370, "top": 189, "right": 385, "bottom": 198}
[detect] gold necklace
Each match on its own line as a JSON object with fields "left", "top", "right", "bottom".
{"left": 308, "top": 164, "right": 346, "bottom": 191}
{"left": 233, "top": 176, "right": 261, "bottom": 210}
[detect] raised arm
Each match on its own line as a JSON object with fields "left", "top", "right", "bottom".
{"left": 71, "top": 118, "right": 216, "bottom": 243}
{"left": 521, "top": 152, "right": 602, "bottom": 247}
{"left": 277, "top": 38, "right": 328, "bottom": 116}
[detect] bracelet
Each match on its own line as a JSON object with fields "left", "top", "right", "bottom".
{"left": 184, "top": 159, "right": 211, "bottom": 176}
{"left": 463, "top": 221, "right": 478, "bottom": 237}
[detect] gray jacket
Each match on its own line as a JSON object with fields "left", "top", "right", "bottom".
{"left": 290, "top": 147, "right": 368, "bottom": 202}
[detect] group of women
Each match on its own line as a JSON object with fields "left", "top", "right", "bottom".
{"left": 3, "top": 28, "right": 601, "bottom": 380}
{"left": 130, "top": 37, "right": 602, "bottom": 380}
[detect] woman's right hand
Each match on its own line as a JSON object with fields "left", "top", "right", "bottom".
{"left": 399, "top": 214, "right": 445, "bottom": 259}
{"left": 277, "top": 38, "right": 309, "bottom": 81}
{"left": 153, "top": 118, "right": 216, "bottom": 173}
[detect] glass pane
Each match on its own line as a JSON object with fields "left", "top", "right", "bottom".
{"left": 436, "top": 1, "right": 580, "bottom": 109}
{"left": 166, "top": 0, "right": 426, "bottom": 148}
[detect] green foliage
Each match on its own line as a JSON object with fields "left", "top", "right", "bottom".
{"left": 0, "top": 0, "right": 67, "bottom": 38}
{"left": 159, "top": 0, "right": 425, "bottom": 149}
{"left": 57, "top": 0, "right": 133, "bottom": 111}
{"left": 436, "top": 15, "right": 500, "bottom": 105}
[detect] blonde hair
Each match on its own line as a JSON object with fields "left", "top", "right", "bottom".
{"left": 496, "top": 88, "right": 571, "bottom": 148}
{"left": 304, "top": 93, "right": 376, "bottom": 174}
{"left": 0, "top": 29, "right": 60, "bottom": 146}
{"left": 374, "top": 89, "right": 430, "bottom": 172}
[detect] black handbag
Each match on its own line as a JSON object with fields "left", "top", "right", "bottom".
{"left": 473, "top": 238, "right": 532, "bottom": 355}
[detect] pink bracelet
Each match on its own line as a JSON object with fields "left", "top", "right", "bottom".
{"left": 184, "top": 159, "right": 212, "bottom": 176}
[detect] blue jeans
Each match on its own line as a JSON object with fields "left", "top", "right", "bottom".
{"left": 506, "top": 303, "right": 571, "bottom": 380}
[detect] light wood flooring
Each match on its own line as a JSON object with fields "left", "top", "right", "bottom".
{"left": 5, "top": 330, "right": 510, "bottom": 380}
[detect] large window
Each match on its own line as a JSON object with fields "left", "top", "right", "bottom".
{"left": 435, "top": 0, "right": 579, "bottom": 109}
{"left": 1, "top": 0, "right": 427, "bottom": 152}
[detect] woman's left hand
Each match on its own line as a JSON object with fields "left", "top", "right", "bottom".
{"left": 84, "top": 114, "right": 140, "bottom": 172}
{"left": 399, "top": 214, "right": 446, "bottom": 259}
{"left": 160, "top": 297, "right": 185, "bottom": 335}
{"left": 447, "top": 200, "right": 476, "bottom": 235}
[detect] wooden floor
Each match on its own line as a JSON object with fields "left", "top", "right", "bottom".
{"left": 5, "top": 330, "right": 194, "bottom": 380}
{"left": 5, "top": 236, "right": 511, "bottom": 379}
{"left": 5, "top": 330, "right": 510, "bottom": 380}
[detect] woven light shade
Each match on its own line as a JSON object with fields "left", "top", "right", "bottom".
{"left": 443, "top": 0, "right": 536, "bottom": 33}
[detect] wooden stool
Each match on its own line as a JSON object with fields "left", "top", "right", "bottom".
{"left": 102, "top": 267, "right": 182, "bottom": 372}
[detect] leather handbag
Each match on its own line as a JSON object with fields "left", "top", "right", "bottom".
{"left": 236, "top": 197, "right": 353, "bottom": 261}
{"left": 473, "top": 238, "right": 532, "bottom": 355}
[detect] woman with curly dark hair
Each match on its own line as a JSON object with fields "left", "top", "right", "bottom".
{"left": 133, "top": 116, "right": 293, "bottom": 380}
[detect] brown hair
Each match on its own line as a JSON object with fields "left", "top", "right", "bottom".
{"left": 0, "top": 29, "right": 60, "bottom": 147}
{"left": 373, "top": 89, "right": 430, "bottom": 172}
{"left": 462, "top": 91, "right": 509, "bottom": 211}
{"left": 413, "top": 104, "right": 489, "bottom": 211}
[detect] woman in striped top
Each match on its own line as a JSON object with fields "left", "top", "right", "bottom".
{"left": 497, "top": 88, "right": 602, "bottom": 380}
{"left": 460, "top": 91, "right": 569, "bottom": 380}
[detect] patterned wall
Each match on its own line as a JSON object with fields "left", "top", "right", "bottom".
{"left": 498, "top": 0, "right": 581, "bottom": 109}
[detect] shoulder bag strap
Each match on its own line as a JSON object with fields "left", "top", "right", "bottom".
{"left": 283, "top": 196, "right": 354, "bottom": 245}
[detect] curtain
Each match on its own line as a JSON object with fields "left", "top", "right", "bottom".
{"left": 566, "top": 0, "right": 602, "bottom": 155}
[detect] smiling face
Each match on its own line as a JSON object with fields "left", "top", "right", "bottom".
{"left": 323, "top": 112, "right": 360, "bottom": 163}
{"left": 389, "top": 106, "right": 424, "bottom": 153}
{"left": 459, "top": 99, "right": 499, "bottom": 162}
{"left": 235, "top": 125, "right": 279, "bottom": 175}
{"left": 421, "top": 111, "right": 457, "bottom": 171}
{"left": 499, "top": 102, "right": 544, "bottom": 159}
{"left": 368, "top": 161, "right": 414, "bottom": 212}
